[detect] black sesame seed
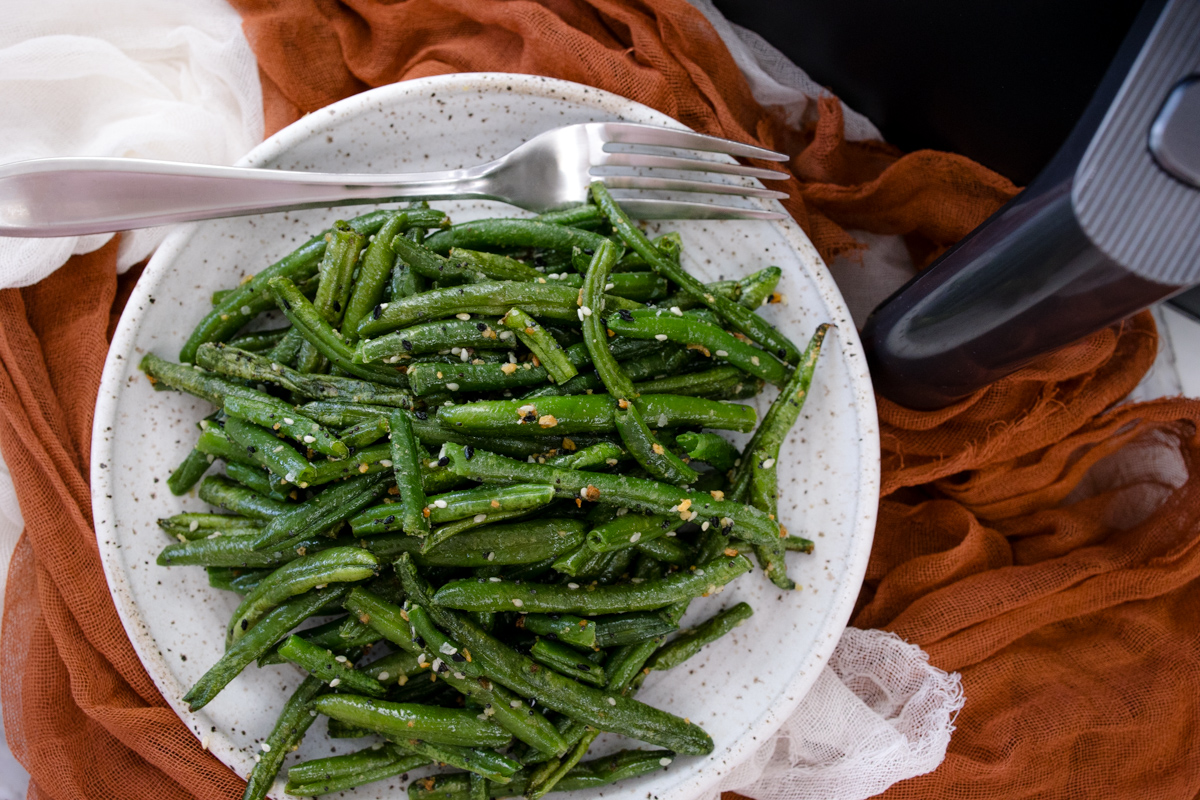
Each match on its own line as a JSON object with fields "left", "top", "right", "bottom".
{"left": 777, "top": 348, "right": 786, "bottom": 359}
{"left": 476, "top": 322, "right": 487, "bottom": 331}
{"left": 372, "top": 304, "right": 382, "bottom": 320}
{"left": 402, "top": 339, "right": 413, "bottom": 351}
{"left": 437, "top": 456, "right": 450, "bottom": 467}
{"left": 617, "top": 309, "right": 634, "bottom": 322}
{"left": 414, "top": 636, "right": 426, "bottom": 647}
{"left": 384, "top": 514, "right": 396, "bottom": 525}
{"left": 451, "top": 653, "right": 466, "bottom": 662}
{"left": 414, "top": 411, "right": 428, "bottom": 420}
{"left": 464, "top": 446, "right": 475, "bottom": 460}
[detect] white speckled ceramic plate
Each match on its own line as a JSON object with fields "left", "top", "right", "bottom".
{"left": 92, "top": 74, "right": 879, "bottom": 800}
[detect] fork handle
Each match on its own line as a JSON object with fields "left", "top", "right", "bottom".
{"left": 0, "top": 157, "right": 499, "bottom": 237}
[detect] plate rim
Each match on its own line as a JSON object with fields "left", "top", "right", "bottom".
{"left": 91, "top": 71, "right": 880, "bottom": 800}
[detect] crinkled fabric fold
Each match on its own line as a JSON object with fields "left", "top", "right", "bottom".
{"left": 3, "top": 1, "right": 1199, "bottom": 799}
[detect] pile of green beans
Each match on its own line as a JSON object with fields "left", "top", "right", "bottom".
{"left": 143, "top": 190, "right": 828, "bottom": 800}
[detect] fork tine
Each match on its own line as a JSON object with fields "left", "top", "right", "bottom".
{"left": 594, "top": 152, "right": 789, "bottom": 180}
{"left": 593, "top": 122, "right": 788, "bottom": 162}
{"left": 600, "top": 175, "right": 789, "bottom": 200}
{"left": 613, "top": 198, "right": 787, "bottom": 221}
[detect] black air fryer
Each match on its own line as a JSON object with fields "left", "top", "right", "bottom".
{"left": 716, "top": 0, "right": 1200, "bottom": 409}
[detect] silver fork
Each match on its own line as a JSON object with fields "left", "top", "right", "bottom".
{"left": 0, "top": 122, "right": 790, "bottom": 237}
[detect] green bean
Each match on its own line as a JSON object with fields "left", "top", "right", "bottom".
{"left": 355, "top": 318, "right": 509, "bottom": 363}
{"left": 141, "top": 352, "right": 271, "bottom": 407}
{"left": 395, "top": 555, "right": 713, "bottom": 755}
{"left": 158, "top": 512, "right": 263, "bottom": 538}
{"left": 251, "top": 472, "right": 391, "bottom": 551}
{"left": 519, "top": 614, "right": 597, "bottom": 649}
{"left": 157, "top": 533, "right": 323, "bottom": 568}
{"left": 277, "top": 635, "right": 387, "bottom": 696}
{"left": 782, "top": 534, "right": 815, "bottom": 552}
{"left": 226, "top": 326, "right": 291, "bottom": 352}
{"left": 409, "top": 749, "right": 675, "bottom": 800}
{"left": 338, "top": 416, "right": 390, "bottom": 449}
{"left": 635, "top": 537, "right": 691, "bottom": 566}
{"left": 521, "top": 345, "right": 690, "bottom": 399}
{"left": 614, "top": 402, "right": 698, "bottom": 485}
{"left": 326, "top": 717, "right": 373, "bottom": 739}
{"left": 224, "top": 395, "right": 348, "bottom": 458}
{"left": 392, "top": 233, "right": 490, "bottom": 285}
{"left": 606, "top": 309, "right": 790, "bottom": 387}
{"left": 499, "top": 308, "right": 577, "bottom": 384}
{"left": 448, "top": 248, "right": 545, "bottom": 281}
{"left": 223, "top": 417, "right": 314, "bottom": 485}
{"left": 286, "top": 745, "right": 430, "bottom": 797}
{"left": 269, "top": 276, "right": 408, "bottom": 386}
{"left": 223, "top": 462, "right": 290, "bottom": 502}
{"left": 351, "top": 485, "right": 554, "bottom": 535}
{"left": 296, "top": 222, "right": 365, "bottom": 372}
{"left": 280, "top": 614, "right": 382, "bottom": 656}
{"left": 534, "top": 204, "right": 604, "bottom": 228}
{"left": 267, "top": 327, "right": 305, "bottom": 365}
{"left": 436, "top": 394, "right": 755, "bottom": 436}
{"left": 649, "top": 602, "right": 753, "bottom": 671}
{"left": 614, "top": 231, "right": 681, "bottom": 271}
{"left": 364, "top": 518, "right": 586, "bottom": 567}
{"left": 530, "top": 639, "right": 606, "bottom": 686}
{"left": 405, "top": 605, "right": 570, "bottom": 757}
{"left": 242, "top": 675, "right": 326, "bottom": 800}
{"left": 634, "top": 365, "right": 752, "bottom": 398}
{"left": 183, "top": 585, "right": 349, "bottom": 711}
{"left": 298, "top": 401, "right": 393, "bottom": 429}
{"left": 433, "top": 554, "right": 749, "bottom": 614}
{"left": 676, "top": 431, "right": 740, "bottom": 472}
{"left": 196, "top": 343, "right": 413, "bottom": 407}
{"left": 355, "top": 282, "right": 638, "bottom": 339}
{"left": 441, "top": 444, "right": 781, "bottom": 545}
{"left": 198, "top": 475, "right": 291, "bottom": 519}
{"left": 580, "top": 239, "right": 636, "bottom": 399}
{"left": 545, "top": 442, "right": 626, "bottom": 470}
{"left": 179, "top": 209, "right": 394, "bottom": 363}
{"left": 228, "top": 547, "right": 379, "bottom": 645}
{"left": 194, "top": 423, "right": 258, "bottom": 468}
{"left": 302, "top": 443, "right": 390, "bottom": 486}
{"left": 729, "top": 323, "right": 829, "bottom": 502}
{"left": 316, "top": 696, "right": 512, "bottom": 749}
{"left": 391, "top": 739, "right": 520, "bottom": 784}
{"left": 539, "top": 271, "right": 670, "bottom": 303}
{"left": 737, "top": 265, "right": 783, "bottom": 308}
{"left": 388, "top": 410, "right": 430, "bottom": 537}
{"left": 593, "top": 611, "right": 679, "bottom": 647}
{"left": 166, "top": 448, "right": 212, "bottom": 496}
{"left": 207, "top": 567, "right": 271, "bottom": 593}
{"left": 424, "top": 219, "right": 610, "bottom": 258}
{"left": 592, "top": 183, "right": 800, "bottom": 363}
{"left": 550, "top": 543, "right": 618, "bottom": 580}
{"left": 343, "top": 213, "right": 407, "bottom": 339}
{"left": 586, "top": 513, "right": 680, "bottom": 553}
{"left": 748, "top": 447, "right": 792, "bottom": 589}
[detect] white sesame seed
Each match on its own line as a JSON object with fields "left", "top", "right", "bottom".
{"left": 659, "top": 757, "right": 673, "bottom": 766}
{"left": 429, "top": 460, "right": 440, "bottom": 468}
{"left": 379, "top": 459, "right": 393, "bottom": 467}
{"left": 473, "top": 514, "right": 487, "bottom": 523}
{"left": 500, "top": 330, "right": 514, "bottom": 340}
{"left": 377, "top": 672, "right": 390, "bottom": 681}
{"left": 380, "top": 303, "right": 389, "bottom": 309}
{"left": 580, "top": 488, "right": 589, "bottom": 499}
{"left": 629, "top": 532, "right": 642, "bottom": 543}
{"left": 751, "top": 356, "right": 761, "bottom": 366}
{"left": 283, "top": 417, "right": 294, "bottom": 425}
{"left": 456, "top": 313, "right": 471, "bottom": 320}
{"left": 328, "top": 678, "right": 341, "bottom": 687}
{"left": 273, "top": 445, "right": 284, "bottom": 453}
{"left": 303, "top": 435, "right": 316, "bottom": 443}
{"left": 604, "top": 283, "right": 615, "bottom": 291}
{"left": 487, "top": 551, "right": 496, "bottom": 561}
{"left": 432, "top": 658, "right": 444, "bottom": 672}
{"left": 451, "top": 347, "right": 462, "bottom": 355}
{"left": 580, "top": 306, "right": 592, "bottom": 316}
{"left": 510, "top": 700, "right": 523, "bottom": 709}
{"left": 512, "top": 598, "right": 524, "bottom": 607}
{"left": 434, "top": 500, "right": 448, "bottom": 508}
{"left": 576, "top": 308, "right": 585, "bottom": 321}
{"left": 489, "top": 577, "right": 502, "bottom": 582}
{"left": 617, "top": 507, "right": 629, "bottom": 516}
{"left": 254, "top": 755, "right": 261, "bottom": 763}
{"left": 567, "top": 583, "right": 580, "bottom": 590}
{"left": 715, "top": 349, "right": 729, "bottom": 357}
{"left": 200, "top": 735, "right": 210, "bottom": 750}
{"left": 670, "top": 306, "right": 683, "bottom": 316}
{"left": 445, "top": 382, "right": 461, "bottom": 391}
{"left": 606, "top": 697, "right": 617, "bottom": 706}
{"left": 762, "top": 458, "right": 776, "bottom": 469}
{"left": 654, "top": 334, "right": 669, "bottom": 341}
{"left": 701, "top": 521, "right": 710, "bottom": 531}
{"left": 261, "top": 742, "right": 271, "bottom": 752}
{"left": 188, "top": 520, "right": 199, "bottom": 532}
{"left": 334, "top": 655, "right": 348, "bottom": 663}
{"left": 460, "top": 350, "right": 470, "bottom": 362}
{"left": 240, "top": 305, "right": 252, "bottom": 315}
{"left": 454, "top": 671, "right": 466, "bottom": 680}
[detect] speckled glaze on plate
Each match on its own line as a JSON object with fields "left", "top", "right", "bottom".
{"left": 91, "top": 73, "right": 879, "bottom": 800}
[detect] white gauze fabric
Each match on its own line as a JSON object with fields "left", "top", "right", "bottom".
{"left": 0, "top": 0, "right": 264, "bottom": 288}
